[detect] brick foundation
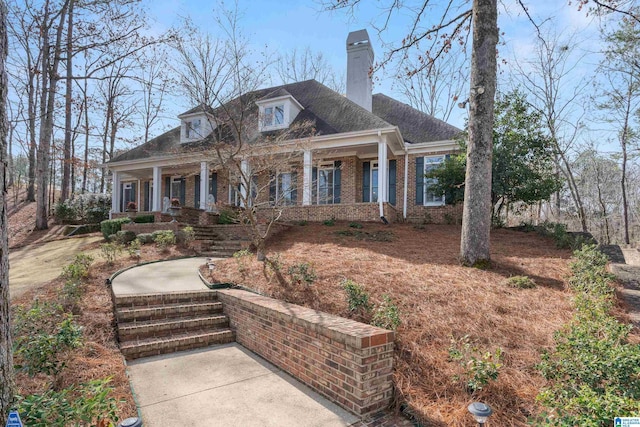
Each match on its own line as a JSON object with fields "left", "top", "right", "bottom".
{"left": 269, "top": 202, "right": 399, "bottom": 223}
{"left": 216, "top": 289, "right": 395, "bottom": 416}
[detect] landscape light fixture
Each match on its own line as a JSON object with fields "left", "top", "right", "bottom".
{"left": 467, "top": 402, "right": 492, "bottom": 426}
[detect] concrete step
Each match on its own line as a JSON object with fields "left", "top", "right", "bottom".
{"left": 114, "top": 290, "right": 218, "bottom": 309}
{"left": 120, "top": 329, "right": 235, "bottom": 360}
{"left": 200, "top": 250, "right": 236, "bottom": 258}
{"left": 118, "top": 314, "right": 229, "bottom": 341}
{"left": 116, "top": 301, "right": 223, "bottom": 323}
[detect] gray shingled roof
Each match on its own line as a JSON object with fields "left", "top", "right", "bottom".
{"left": 372, "top": 94, "right": 462, "bottom": 144}
{"left": 110, "top": 80, "right": 459, "bottom": 164}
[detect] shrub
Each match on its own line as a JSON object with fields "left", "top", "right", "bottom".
{"left": 132, "top": 214, "right": 155, "bottom": 223}
{"left": 342, "top": 279, "right": 372, "bottom": 314}
{"left": 233, "top": 249, "right": 252, "bottom": 276}
{"left": 115, "top": 229, "right": 136, "bottom": 244}
{"left": 568, "top": 245, "right": 614, "bottom": 297}
{"left": 323, "top": 218, "right": 336, "bottom": 226}
{"left": 218, "top": 208, "right": 237, "bottom": 224}
{"left": 176, "top": 226, "right": 195, "bottom": 247}
{"left": 100, "top": 242, "right": 123, "bottom": 265}
{"left": 448, "top": 335, "right": 503, "bottom": 393}
{"left": 443, "top": 213, "right": 454, "bottom": 225}
{"left": 16, "top": 378, "right": 119, "bottom": 427}
{"left": 128, "top": 239, "right": 142, "bottom": 259}
{"left": 61, "top": 254, "right": 93, "bottom": 282}
{"left": 504, "top": 275, "right": 536, "bottom": 289}
{"left": 100, "top": 217, "right": 131, "bottom": 239}
{"left": 349, "top": 222, "right": 363, "bottom": 229}
{"left": 13, "top": 301, "right": 83, "bottom": 376}
{"left": 136, "top": 233, "right": 154, "bottom": 244}
{"left": 54, "top": 200, "right": 77, "bottom": 224}
{"left": 371, "top": 295, "right": 401, "bottom": 330}
{"left": 287, "top": 262, "right": 317, "bottom": 285}
{"left": 154, "top": 230, "right": 176, "bottom": 251}
{"left": 296, "top": 220, "right": 308, "bottom": 226}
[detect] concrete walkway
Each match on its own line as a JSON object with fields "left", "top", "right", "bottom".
{"left": 112, "top": 258, "right": 360, "bottom": 427}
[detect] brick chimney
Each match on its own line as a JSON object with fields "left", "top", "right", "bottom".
{"left": 346, "top": 29, "right": 374, "bottom": 112}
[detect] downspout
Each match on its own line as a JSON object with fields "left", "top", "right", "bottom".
{"left": 377, "top": 131, "right": 385, "bottom": 222}
{"left": 403, "top": 147, "right": 408, "bottom": 220}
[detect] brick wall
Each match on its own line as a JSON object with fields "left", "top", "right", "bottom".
{"left": 216, "top": 289, "right": 395, "bottom": 416}
{"left": 268, "top": 202, "right": 398, "bottom": 223}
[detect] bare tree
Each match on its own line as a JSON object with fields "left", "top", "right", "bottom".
{"left": 0, "top": 0, "right": 15, "bottom": 422}
{"left": 134, "top": 45, "right": 172, "bottom": 144}
{"left": 172, "top": 4, "right": 314, "bottom": 260}
{"left": 276, "top": 46, "right": 345, "bottom": 93}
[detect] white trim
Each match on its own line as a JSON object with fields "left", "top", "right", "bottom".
{"left": 111, "top": 171, "right": 120, "bottom": 214}
{"left": 302, "top": 150, "right": 312, "bottom": 206}
{"left": 403, "top": 151, "right": 408, "bottom": 219}
{"left": 405, "top": 139, "right": 459, "bottom": 154}
{"left": 255, "top": 94, "right": 304, "bottom": 110}
{"left": 152, "top": 166, "right": 162, "bottom": 211}
{"left": 199, "top": 162, "right": 209, "bottom": 210}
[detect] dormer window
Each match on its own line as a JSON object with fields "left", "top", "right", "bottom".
{"left": 256, "top": 90, "right": 304, "bottom": 132}
{"left": 264, "top": 105, "right": 284, "bottom": 127}
{"left": 185, "top": 119, "right": 201, "bottom": 139}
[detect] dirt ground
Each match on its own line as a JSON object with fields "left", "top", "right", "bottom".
{"left": 8, "top": 235, "right": 103, "bottom": 299}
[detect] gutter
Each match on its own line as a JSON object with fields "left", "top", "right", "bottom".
{"left": 403, "top": 147, "right": 409, "bottom": 220}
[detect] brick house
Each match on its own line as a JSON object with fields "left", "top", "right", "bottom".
{"left": 106, "top": 29, "right": 462, "bottom": 224}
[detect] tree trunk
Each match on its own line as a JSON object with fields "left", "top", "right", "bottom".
{"left": 81, "top": 70, "right": 89, "bottom": 193}
{"left": 0, "top": 1, "right": 15, "bottom": 422}
{"left": 36, "top": 0, "right": 70, "bottom": 230}
{"left": 460, "top": 0, "right": 498, "bottom": 266}
{"left": 61, "top": 0, "right": 74, "bottom": 202}
{"left": 26, "top": 60, "right": 37, "bottom": 202}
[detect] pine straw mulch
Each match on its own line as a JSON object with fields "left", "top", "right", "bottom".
{"left": 12, "top": 243, "right": 197, "bottom": 423}
{"left": 202, "top": 222, "right": 579, "bottom": 426}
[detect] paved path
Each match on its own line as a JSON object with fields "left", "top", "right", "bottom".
{"left": 9, "top": 235, "right": 102, "bottom": 300}
{"left": 111, "top": 257, "right": 210, "bottom": 295}
{"left": 113, "top": 258, "right": 361, "bottom": 427}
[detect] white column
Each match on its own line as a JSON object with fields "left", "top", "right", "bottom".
{"left": 377, "top": 141, "right": 388, "bottom": 203}
{"left": 136, "top": 179, "right": 141, "bottom": 212}
{"left": 200, "top": 161, "right": 209, "bottom": 210}
{"left": 152, "top": 166, "right": 162, "bottom": 212}
{"left": 240, "top": 159, "right": 249, "bottom": 207}
{"left": 302, "top": 150, "right": 312, "bottom": 206}
{"left": 111, "top": 171, "right": 121, "bottom": 214}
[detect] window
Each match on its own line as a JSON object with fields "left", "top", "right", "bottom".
{"left": 421, "top": 156, "right": 446, "bottom": 206}
{"left": 263, "top": 104, "right": 284, "bottom": 128}
{"left": 314, "top": 162, "right": 341, "bottom": 205}
{"left": 185, "top": 119, "right": 201, "bottom": 139}
{"left": 170, "top": 177, "right": 182, "bottom": 201}
{"left": 370, "top": 162, "right": 379, "bottom": 203}
{"left": 271, "top": 172, "right": 297, "bottom": 206}
{"left": 122, "top": 183, "right": 135, "bottom": 212}
{"left": 229, "top": 176, "right": 257, "bottom": 207}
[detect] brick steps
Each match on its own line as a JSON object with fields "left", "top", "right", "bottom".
{"left": 115, "top": 290, "right": 234, "bottom": 360}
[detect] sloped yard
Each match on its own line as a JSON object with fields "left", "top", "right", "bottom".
{"left": 205, "top": 222, "right": 577, "bottom": 426}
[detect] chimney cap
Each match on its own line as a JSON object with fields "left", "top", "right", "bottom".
{"left": 347, "top": 29, "right": 371, "bottom": 48}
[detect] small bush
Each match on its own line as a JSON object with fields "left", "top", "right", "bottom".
{"left": 504, "top": 275, "right": 536, "bottom": 289}
{"left": 443, "top": 213, "right": 454, "bottom": 225}
{"left": 154, "top": 230, "right": 176, "bottom": 251}
{"left": 323, "top": 218, "right": 336, "bottom": 226}
{"left": 176, "top": 226, "right": 195, "bottom": 247}
{"left": 296, "top": 220, "right": 308, "bottom": 226}
{"left": 448, "top": 335, "right": 503, "bottom": 393}
{"left": 132, "top": 214, "right": 155, "bottom": 223}
{"left": 342, "top": 279, "right": 372, "bottom": 314}
{"left": 54, "top": 200, "right": 77, "bottom": 224}
{"left": 218, "top": 208, "right": 237, "bottom": 224}
{"left": 100, "top": 217, "right": 131, "bottom": 239}
{"left": 233, "top": 249, "right": 252, "bottom": 276}
{"left": 100, "top": 242, "right": 123, "bottom": 265}
{"left": 13, "top": 301, "right": 83, "bottom": 376}
{"left": 568, "top": 245, "right": 614, "bottom": 297}
{"left": 16, "top": 378, "right": 119, "bottom": 427}
{"left": 349, "top": 222, "right": 363, "bottom": 229}
{"left": 137, "top": 233, "right": 154, "bottom": 244}
{"left": 61, "top": 254, "right": 93, "bottom": 282}
{"left": 128, "top": 239, "right": 142, "bottom": 259}
{"left": 371, "top": 295, "right": 401, "bottom": 330}
{"left": 287, "top": 262, "right": 317, "bottom": 285}
{"left": 115, "top": 229, "right": 136, "bottom": 244}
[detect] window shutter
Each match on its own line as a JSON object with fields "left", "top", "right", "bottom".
{"left": 291, "top": 172, "right": 298, "bottom": 204}
{"left": 269, "top": 172, "right": 277, "bottom": 204}
{"left": 388, "top": 159, "right": 397, "bottom": 205}
{"left": 334, "top": 161, "right": 342, "bottom": 204}
{"left": 362, "top": 161, "right": 371, "bottom": 203}
{"left": 144, "top": 181, "right": 150, "bottom": 211}
{"left": 210, "top": 172, "right": 218, "bottom": 201}
{"left": 415, "top": 157, "right": 424, "bottom": 205}
{"left": 131, "top": 182, "right": 137, "bottom": 206}
{"left": 312, "top": 167, "right": 317, "bottom": 205}
{"left": 164, "top": 176, "right": 170, "bottom": 198}
{"left": 180, "top": 178, "right": 186, "bottom": 206}
{"left": 120, "top": 184, "right": 124, "bottom": 212}
{"left": 195, "top": 175, "right": 201, "bottom": 208}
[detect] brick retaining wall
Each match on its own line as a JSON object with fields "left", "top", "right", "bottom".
{"left": 216, "top": 289, "right": 395, "bottom": 416}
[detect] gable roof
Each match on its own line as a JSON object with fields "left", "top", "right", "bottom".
{"left": 372, "top": 94, "right": 462, "bottom": 144}
{"left": 109, "top": 80, "right": 460, "bottom": 164}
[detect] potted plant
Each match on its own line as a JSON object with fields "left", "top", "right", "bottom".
{"left": 126, "top": 201, "right": 137, "bottom": 212}
{"left": 168, "top": 198, "right": 182, "bottom": 222}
